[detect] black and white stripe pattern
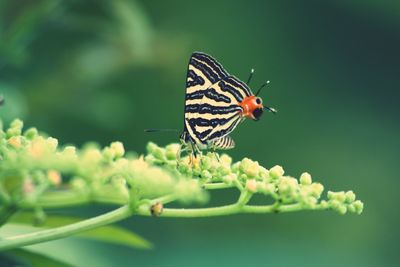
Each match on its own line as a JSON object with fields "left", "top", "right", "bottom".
{"left": 182, "top": 52, "right": 253, "bottom": 150}
{"left": 210, "top": 135, "right": 235, "bottom": 150}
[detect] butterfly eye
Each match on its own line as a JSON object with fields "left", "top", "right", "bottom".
{"left": 252, "top": 107, "right": 264, "bottom": 120}
{"left": 255, "top": 97, "right": 262, "bottom": 105}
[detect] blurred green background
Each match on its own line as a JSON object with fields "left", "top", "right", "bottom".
{"left": 0, "top": 0, "right": 399, "bottom": 266}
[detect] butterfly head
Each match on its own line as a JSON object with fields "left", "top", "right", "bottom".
{"left": 240, "top": 96, "right": 277, "bottom": 121}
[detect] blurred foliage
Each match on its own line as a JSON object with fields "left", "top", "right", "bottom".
{"left": 1, "top": 248, "right": 74, "bottom": 267}
{"left": 0, "top": 0, "right": 399, "bottom": 266}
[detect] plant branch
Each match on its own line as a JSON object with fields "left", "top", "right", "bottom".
{"left": 136, "top": 203, "right": 320, "bottom": 218}
{"left": 0, "top": 205, "right": 133, "bottom": 251}
{"left": 202, "top": 183, "right": 233, "bottom": 190}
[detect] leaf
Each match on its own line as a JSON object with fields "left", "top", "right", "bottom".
{"left": 8, "top": 212, "right": 152, "bottom": 250}
{"left": 3, "top": 248, "right": 74, "bottom": 267}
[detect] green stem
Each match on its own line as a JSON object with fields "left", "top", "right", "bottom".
{"left": 0, "top": 205, "right": 133, "bottom": 251}
{"left": 137, "top": 203, "right": 314, "bottom": 217}
{"left": 155, "top": 204, "right": 241, "bottom": 217}
{"left": 243, "top": 203, "right": 304, "bottom": 213}
{"left": 152, "top": 194, "right": 177, "bottom": 205}
{"left": 237, "top": 190, "right": 253, "bottom": 206}
{"left": 203, "top": 183, "right": 233, "bottom": 190}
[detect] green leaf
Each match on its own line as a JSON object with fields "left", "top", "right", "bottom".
{"left": 9, "top": 212, "right": 152, "bottom": 250}
{"left": 3, "top": 248, "right": 74, "bottom": 267}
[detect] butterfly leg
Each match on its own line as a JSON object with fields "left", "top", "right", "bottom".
{"left": 209, "top": 143, "right": 220, "bottom": 163}
{"left": 177, "top": 139, "right": 187, "bottom": 162}
{"left": 189, "top": 143, "right": 202, "bottom": 167}
{"left": 213, "top": 151, "right": 220, "bottom": 162}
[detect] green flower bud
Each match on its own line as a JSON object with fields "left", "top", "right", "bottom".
{"left": 7, "top": 136, "right": 22, "bottom": 148}
{"left": 330, "top": 199, "right": 341, "bottom": 210}
{"left": 201, "top": 170, "right": 212, "bottom": 180}
{"left": 258, "top": 166, "right": 269, "bottom": 180}
{"left": 165, "top": 144, "right": 180, "bottom": 160}
{"left": 200, "top": 156, "right": 211, "bottom": 169}
{"left": 245, "top": 179, "right": 257, "bottom": 192}
{"left": 269, "top": 165, "right": 284, "bottom": 179}
{"left": 219, "top": 154, "right": 232, "bottom": 166}
{"left": 166, "top": 161, "right": 178, "bottom": 168}
{"left": 239, "top": 158, "right": 259, "bottom": 178}
{"left": 144, "top": 154, "right": 156, "bottom": 163}
{"left": 63, "top": 146, "right": 77, "bottom": 158}
{"left": 201, "top": 154, "right": 219, "bottom": 171}
{"left": 345, "top": 190, "right": 356, "bottom": 203}
{"left": 300, "top": 172, "right": 312, "bottom": 185}
{"left": 24, "top": 127, "right": 38, "bottom": 140}
{"left": 320, "top": 200, "right": 329, "bottom": 209}
{"left": 347, "top": 204, "right": 356, "bottom": 213}
{"left": 217, "top": 165, "right": 231, "bottom": 176}
{"left": 102, "top": 147, "right": 115, "bottom": 162}
{"left": 115, "top": 158, "right": 129, "bottom": 170}
{"left": 46, "top": 137, "right": 58, "bottom": 152}
{"left": 336, "top": 191, "right": 346, "bottom": 202}
{"left": 47, "top": 170, "right": 61, "bottom": 186}
{"left": 302, "top": 197, "right": 318, "bottom": 209}
{"left": 146, "top": 142, "right": 165, "bottom": 161}
{"left": 353, "top": 200, "right": 364, "bottom": 214}
{"left": 222, "top": 173, "right": 237, "bottom": 184}
{"left": 82, "top": 148, "right": 102, "bottom": 164}
{"left": 278, "top": 177, "right": 298, "bottom": 200}
{"left": 231, "top": 162, "right": 240, "bottom": 173}
{"left": 110, "top": 141, "right": 125, "bottom": 158}
{"left": 239, "top": 173, "right": 248, "bottom": 181}
{"left": 337, "top": 205, "right": 347, "bottom": 215}
{"left": 6, "top": 119, "right": 23, "bottom": 137}
{"left": 328, "top": 191, "right": 346, "bottom": 202}
{"left": 177, "top": 160, "right": 192, "bottom": 175}
{"left": 258, "top": 182, "right": 275, "bottom": 195}
{"left": 310, "top": 183, "right": 324, "bottom": 198}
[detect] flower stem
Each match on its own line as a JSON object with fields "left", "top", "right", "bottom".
{"left": 203, "top": 183, "right": 233, "bottom": 190}
{"left": 136, "top": 203, "right": 316, "bottom": 218}
{"left": 0, "top": 205, "right": 133, "bottom": 251}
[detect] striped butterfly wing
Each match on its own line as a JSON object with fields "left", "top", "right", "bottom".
{"left": 184, "top": 52, "right": 252, "bottom": 148}
{"left": 186, "top": 52, "right": 229, "bottom": 90}
{"left": 210, "top": 135, "right": 235, "bottom": 150}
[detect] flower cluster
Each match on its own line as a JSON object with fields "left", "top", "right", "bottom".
{"left": 0, "top": 118, "right": 364, "bottom": 252}
{"left": 145, "top": 142, "right": 364, "bottom": 215}
{"left": 0, "top": 119, "right": 363, "bottom": 220}
{"left": 0, "top": 119, "right": 205, "bottom": 213}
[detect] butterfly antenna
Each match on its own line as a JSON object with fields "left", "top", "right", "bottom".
{"left": 255, "top": 80, "right": 270, "bottom": 96}
{"left": 264, "top": 106, "right": 277, "bottom": 114}
{"left": 246, "top": 68, "right": 255, "bottom": 85}
{"left": 144, "top": 129, "right": 179, "bottom": 133}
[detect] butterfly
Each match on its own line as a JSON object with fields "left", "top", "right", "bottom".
{"left": 180, "top": 52, "right": 276, "bottom": 157}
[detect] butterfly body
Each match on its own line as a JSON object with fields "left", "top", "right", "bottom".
{"left": 180, "top": 52, "right": 275, "bottom": 155}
